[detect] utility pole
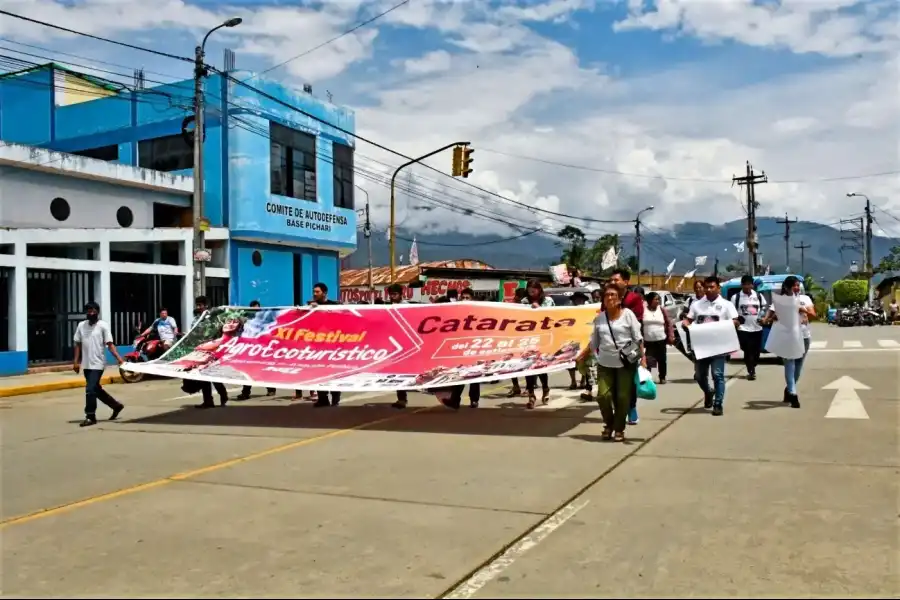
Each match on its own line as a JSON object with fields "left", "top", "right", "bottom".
{"left": 794, "top": 241, "right": 811, "bottom": 276}
{"left": 732, "top": 162, "right": 767, "bottom": 276}
{"left": 634, "top": 205, "right": 655, "bottom": 284}
{"left": 354, "top": 185, "right": 373, "bottom": 300}
{"left": 848, "top": 192, "right": 875, "bottom": 303}
{"left": 776, "top": 213, "right": 798, "bottom": 273}
{"left": 191, "top": 17, "right": 242, "bottom": 300}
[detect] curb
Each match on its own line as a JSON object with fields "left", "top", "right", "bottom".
{"left": 0, "top": 374, "right": 123, "bottom": 399}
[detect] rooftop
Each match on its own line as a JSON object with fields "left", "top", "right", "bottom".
{"left": 341, "top": 259, "right": 494, "bottom": 286}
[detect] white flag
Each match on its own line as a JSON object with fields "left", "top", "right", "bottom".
{"left": 675, "top": 268, "right": 697, "bottom": 292}
{"left": 684, "top": 268, "right": 697, "bottom": 278}
{"left": 694, "top": 256, "right": 707, "bottom": 267}
{"left": 601, "top": 246, "right": 618, "bottom": 270}
{"left": 733, "top": 242, "right": 745, "bottom": 253}
{"left": 409, "top": 237, "right": 419, "bottom": 266}
{"left": 665, "top": 259, "right": 676, "bottom": 275}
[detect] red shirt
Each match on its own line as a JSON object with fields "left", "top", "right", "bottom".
{"left": 623, "top": 290, "right": 644, "bottom": 322}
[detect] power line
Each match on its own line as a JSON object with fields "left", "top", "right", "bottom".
{"left": 256, "top": 0, "right": 411, "bottom": 77}
{"left": 0, "top": 9, "right": 193, "bottom": 64}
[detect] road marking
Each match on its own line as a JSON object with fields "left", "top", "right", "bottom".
{"left": 877, "top": 339, "right": 900, "bottom": 348}
{"left": 808, "top": 348, "right": 900, "bottom": 353}
{"left": 443, "top": 500, "right": 589, "bottom": 599}
{"left": 0, "top": 406, "right": 434, "bottom": 529}
{"left": 842, "top": 340, "right": 863, "bottom": 349}
{"left": 823, "top": 376, "right": 870, "bottom": 420}
{"left": 808, "top": 341, "right": 828, "bottom": 350}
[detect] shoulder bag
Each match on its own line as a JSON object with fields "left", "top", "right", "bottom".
{"left": 605, "top": 312, "right": 642, "bottom": 367}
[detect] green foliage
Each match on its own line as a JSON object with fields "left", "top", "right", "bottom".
{"left": 556, "top": 225, "right": 588, "bottom": 270}
{"left": 877, "top": 245, "right": 900, "bottom": 274}
{"left": 832, "top": 279, "right": 868, "bottom": 307}
{"left": 161, "top": 307, "right": 251, "bottom": 362}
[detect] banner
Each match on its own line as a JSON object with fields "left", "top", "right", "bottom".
{"left": 122, "top": 303, "right": 601, "bottom": 391}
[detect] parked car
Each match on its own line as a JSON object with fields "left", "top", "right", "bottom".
{"left": 544, "top": 286, "right": 598, "bottom": 306}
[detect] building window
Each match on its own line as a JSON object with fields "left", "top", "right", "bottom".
{"left": 269, "top": 121, "right": 317, "bottom": 201}
{"left": 333, "top": 142, "right": 354, "bottom": 210}
{"left": 72, "top": 144, "right": 118, "bottom": 162}
{"left": 138, "top": 134, "right": 193, "bottom": 172}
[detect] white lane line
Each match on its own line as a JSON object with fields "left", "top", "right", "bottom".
{"left": 444, "top": 500, "right": 589, "bottom": 599}
{"left": 843, "top": 340, "right": 863, "bottom": 349}
{"left": 808, "top": 348, "right": 900, "bottom": 353}
{"left": 877, "top": 339, "right": 900, "bottom": 348}
{"left": 808, "top": 341, "right": 828, "bottom": 350}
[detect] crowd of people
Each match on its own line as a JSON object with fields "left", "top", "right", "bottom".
{"left": 70, "top": 269, "right": 816, "bottom": 434}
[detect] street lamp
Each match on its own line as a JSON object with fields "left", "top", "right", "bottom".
{"left": 634, "top": 205, "right": 655, "bottom": 281}
{"left": 192, "top": 17, "right": 242, "bottom": 299}
{"left": 847, "top": 192, "right": 874, "bottom": 303}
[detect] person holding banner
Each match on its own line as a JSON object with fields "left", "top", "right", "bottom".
{"left": 506, "top": 288, "right": 530, "bottom": 399}
{"left": 682, "top": 277, "right": 739, "bottom": 416}
{"left": 588, "top": 283, "right": 646, "bottom": 442}
{"left": 761, "top": 276, "right": 815, "bottom": 409}
{"left": 237, "top": 300, "right": 276, "bottom": 401}
{"left": 521, "top": 280, "right": 555, "bottom": 409}
{"left": 386, "top": 283, "right": 413, "bottom": 409}
{"left": 309, "top": 283, "right": 343, "bottom": 408}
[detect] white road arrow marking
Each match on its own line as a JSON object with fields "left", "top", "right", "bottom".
{"left": 823, "top": 376, "right": 870, "bottom": 420}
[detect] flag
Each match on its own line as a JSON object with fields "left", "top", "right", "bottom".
{"left": 601, "top": 246, "right": 618, "bottom": 270}
{"left": 694, "top": 256, "right": 707, "bottom": 267}
{"left": 684, "top": 268, "right": 697, "bottom": 278}
{"left": 676, "top": 269, "right": 697, "bottom": 291}
{"left": 733, "top": 242, "right": 745, "bottom": 253}
{"left": 409, "top": 237, "right": 419, "bottom": 266}
{"left": 665, "top": 259, "right": 676, "bottom": 275}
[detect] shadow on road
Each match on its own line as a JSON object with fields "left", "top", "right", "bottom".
{"left": 124, "top": 401, "right": 601, "bottom": 438}
{"left": 743, "top": 400, "right": 789, "bottom": 411}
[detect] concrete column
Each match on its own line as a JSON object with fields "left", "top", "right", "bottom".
{"left": 97, "top": 240, "right": 112, "bottom": 321}
{"left": 12, "top": 241, "right": 27, "bottom": 352}
{"left": 179, "top": 236, "right": 194, "bottom": 327}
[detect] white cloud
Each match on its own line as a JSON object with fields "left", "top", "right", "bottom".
{"left": 1, "top": 0, "right": 898, "bottom": 244}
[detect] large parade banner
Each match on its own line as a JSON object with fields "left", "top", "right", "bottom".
{"left": 122, "top": 303, "right": 600, "bottom": 391}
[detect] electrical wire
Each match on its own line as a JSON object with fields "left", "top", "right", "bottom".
{"left": 256, "top": 0, "right": 411, "bottom": 77}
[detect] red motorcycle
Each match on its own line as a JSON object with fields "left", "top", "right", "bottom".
{"left": 120, "top": 330, "right": 170, "bottom": 384}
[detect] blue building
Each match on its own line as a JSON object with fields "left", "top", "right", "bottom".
{"left": 0, "top": 63, "right": 358, "bottom": 307}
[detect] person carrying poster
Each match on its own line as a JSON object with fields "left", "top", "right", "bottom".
{"left": 732, "top": 275, "right": 767, "bottom": 381}
{"left": 682, "top": 276, "right": 739, "bottom": 416}
{"left": 761, "top": 275, "right": 815, "bottom": 409}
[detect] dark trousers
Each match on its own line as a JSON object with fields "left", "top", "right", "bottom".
{"left": 394, "top": 390, "right": 408, "bottom": 407}
{"left": 201, "top": 381, "right": 228, "bottom": 405}
{"left": 525, "top": 373, "right": 549, "bottom": 392}
{"left": 84, "top": 369, "right": 122, "bottom": 417}
{"left": 737, "top": 330, "right": 763, "bottom": 375}
{"left": 645, "top": 340, "right": 668, "bottom": 380}
{"left": 449, "top": 383, "right": 480, "bottom": 405}
{"left": 317, "top": 390, "right": 342, "bottom": 405}
{"left": 241, "top": 385, "right": 275, "bottom": 396}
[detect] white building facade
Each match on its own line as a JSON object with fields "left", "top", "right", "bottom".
{"left": 0, "top": 143, "right": 230, "bottom": 376}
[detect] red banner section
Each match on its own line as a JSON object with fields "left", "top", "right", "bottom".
{"left": 123, "top": 303, "right": 600, "bottom": 391}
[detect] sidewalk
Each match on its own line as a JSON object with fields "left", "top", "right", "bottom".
{"left": 0, "top": 367, "right": 123, "bottom": 399}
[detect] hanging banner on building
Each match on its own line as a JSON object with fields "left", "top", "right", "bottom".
{"left": 121, "top": 303, "right": 600, "bottom": 391}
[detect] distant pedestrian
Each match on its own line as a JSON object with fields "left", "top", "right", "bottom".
{"left": 74, "top": 301, "right": 125, "bottom": 427}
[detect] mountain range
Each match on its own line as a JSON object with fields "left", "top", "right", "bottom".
{"left": 345, "top": 217, "right": 899, "bottom": 285}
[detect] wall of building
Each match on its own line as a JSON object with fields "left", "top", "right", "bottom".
{"left": 228, "top": 241, "right": 339, "bottom": 306}
{"left": 0, "top": 165, "right": 188, "bottom": 229}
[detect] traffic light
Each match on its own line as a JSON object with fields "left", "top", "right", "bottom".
{"left": 460, "top": 146, "right": 474, "bottom": 178}
{"left": 452, "top": 145, "right": 463, "bottom": 177}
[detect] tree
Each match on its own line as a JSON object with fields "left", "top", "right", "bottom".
{"left": 556, "top": 225, "right": 588, "bottom": 270}
{"left": 877, "top": 245, "right": 900, "bottom": 274}
{"left": 832, "top": 279, "right": 868, "bottom": 306}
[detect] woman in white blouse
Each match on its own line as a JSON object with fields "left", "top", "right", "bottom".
{"left": 642, "top": 292, "right": 674, "bottom": 384}
{"left": 586, "top": 283, "right": 646, "bottom": 442}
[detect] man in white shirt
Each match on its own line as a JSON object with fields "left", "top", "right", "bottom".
{"left": 733, "top": 275, "right": 767, "bottom": 381}
{"left": 73, "top": 301, "right": 125, "bottom": 427}
{"left": 683, "top": 276, "right": 740, "bottom": 416}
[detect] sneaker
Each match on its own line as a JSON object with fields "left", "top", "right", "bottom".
{"left": 704, "top": 391, "right": 714, "bottom": 409}
{"left": 747, "top": 372, "right": 756, "bottom": 381}
{"left": 79, "top": 417, "right": 97, "bottom": 427}
{"left": 789, "top": 394, "right": 801, "bottom": 409}
{"left": 627, "top": 406, "right": 639, "bottom": 425}
{"left": 712, "top": 404, "right": 724, "bottom": 416}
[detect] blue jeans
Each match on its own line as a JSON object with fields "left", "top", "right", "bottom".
{"left": 694, "top": 355, "right": 727, "bottom": 405}
{"left": 784, "top": 338, "right": 811, "bottom": 395}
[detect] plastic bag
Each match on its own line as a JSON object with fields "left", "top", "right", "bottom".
{"left": 635, "top": 366, "right": 657, "bottom": 400}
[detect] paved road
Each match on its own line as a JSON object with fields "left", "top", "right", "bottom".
{"left": 2, "top": 323, "right": 897, "bottom": 598}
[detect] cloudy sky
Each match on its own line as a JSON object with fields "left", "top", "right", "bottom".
{"left": 1, "top": 0, "right": 898, "bottom": 241}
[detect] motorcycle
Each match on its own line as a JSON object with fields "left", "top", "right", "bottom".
{"left": 837, "top": 304, "right": 862, "bottom": 327}
{"left": 120, "top": 330, "right": 170, "bottom": 384}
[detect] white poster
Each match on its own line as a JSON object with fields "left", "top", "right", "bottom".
{"left": 765, "top": 294, "right": 806, "bottom": 359}
{"left": 689, "top": 320, "right": 740, "bottom": 360}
